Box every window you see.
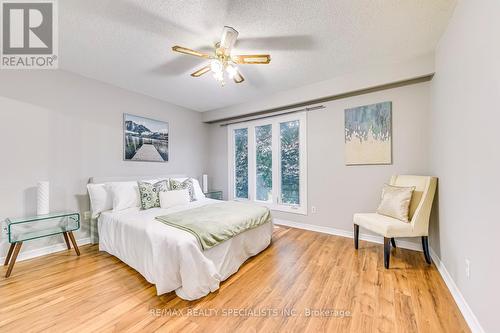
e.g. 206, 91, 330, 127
255, 124, 272, 202
280, 120, 300, 205
234, 128, 248, 199
228, 112, 307, 214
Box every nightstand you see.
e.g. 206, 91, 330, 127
204, 190, 223, 200
4, 211, 80, 278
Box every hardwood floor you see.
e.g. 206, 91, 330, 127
0, 226, 469, 333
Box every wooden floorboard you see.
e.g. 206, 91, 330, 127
0, 226, 470, 333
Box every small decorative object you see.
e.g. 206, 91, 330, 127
37, 181, 50, 215
202, 174, 208, 193
124, 114, 169, 162
345, 101, 392, 165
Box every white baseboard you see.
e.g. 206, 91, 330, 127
273, 219, 422, 252
273, 218, 483, 333
430, 249, 485, 333
1, 237, 91, 263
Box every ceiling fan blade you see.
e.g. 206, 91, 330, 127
172, 45, 212, 59
231, 54, 271, 64
233, 70, 245, 84
190, 65, 211, 77
219, 26, 238, 55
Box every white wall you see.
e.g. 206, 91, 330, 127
0, 70, 208, 256
207, 82, 431, 245
429, 1, 500, 331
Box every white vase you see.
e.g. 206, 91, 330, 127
37, 181, 50, 215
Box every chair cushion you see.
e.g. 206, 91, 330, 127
353, 213, 416, 238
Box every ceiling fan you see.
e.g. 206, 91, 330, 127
172, 26, 271, 86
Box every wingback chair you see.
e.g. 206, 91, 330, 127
353, 175, 437, 268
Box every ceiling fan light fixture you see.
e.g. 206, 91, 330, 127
226, 64, 238, 78
210, 59, 223, 74
171, 26, 270, 86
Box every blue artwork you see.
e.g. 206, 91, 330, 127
124, 114, 169, 162
344, 101, 392, 165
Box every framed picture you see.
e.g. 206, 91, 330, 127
344, 101, 392, 165
123, 114, 169, 162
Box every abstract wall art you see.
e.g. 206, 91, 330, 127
344, 101, 392, 165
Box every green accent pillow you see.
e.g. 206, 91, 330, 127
169, 178, 196, 202
138, 180, 169, 209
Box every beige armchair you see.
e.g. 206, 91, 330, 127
353, 175, 437, 268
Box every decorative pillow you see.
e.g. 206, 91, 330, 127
169, 178, 195, 201
138, 180, 169, 209
106, 181, 141, 212
159, 189, 190, 209
376, 184, 416, 222
87, 183, 113, 218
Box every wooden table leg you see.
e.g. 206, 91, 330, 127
63, 232, 71, 250
5, 242, 22, 278
4, 243, 15, 266
67, 231, 80, 256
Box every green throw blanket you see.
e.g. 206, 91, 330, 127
155, 201, 272, 250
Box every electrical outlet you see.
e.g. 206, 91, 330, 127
311, 206, 317, 214
83, 211, 91, 220
465, 259, 471, 279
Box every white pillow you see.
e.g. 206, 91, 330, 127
172, 177, 205, 200
106, 181, 141, 212
159, 189, 190, 209
192, 178, 206, 200
87, 183, 112, 218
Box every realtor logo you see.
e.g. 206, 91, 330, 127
1, 0, 58, 69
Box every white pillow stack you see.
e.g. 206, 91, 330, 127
87, 177, 206, 217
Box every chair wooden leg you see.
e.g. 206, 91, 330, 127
67, 231, 80, 256
422, 236, 431, 264
5, 242, 22, 278
354, 224, 359, 249
391, 237, 396, 248
63, 232, 71, 250
384, 237, 391, 269
4, 243, 15, 266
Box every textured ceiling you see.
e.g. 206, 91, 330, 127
59, 0, 456, 112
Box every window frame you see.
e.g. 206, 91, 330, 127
227, 112, 308, 215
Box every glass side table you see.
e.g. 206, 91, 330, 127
204, 190, 223, 200
4, 211, 80, 278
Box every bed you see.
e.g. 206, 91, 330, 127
88, 175, 273, 300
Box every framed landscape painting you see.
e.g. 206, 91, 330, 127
344, 101, 392, 165
123, 114, 169, 162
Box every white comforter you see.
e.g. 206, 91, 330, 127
98, 198, 273, 300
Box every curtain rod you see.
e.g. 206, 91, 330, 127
218, 105, 325, 127
207, 73, 434, 125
